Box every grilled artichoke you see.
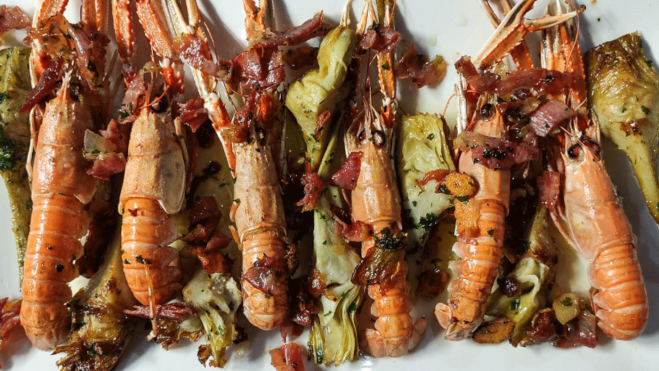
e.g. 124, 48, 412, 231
397, 114, 455, 247
0, 46, 32, 281
586, 32, 659, 222
183, 269, 242, 368
55, 225, 137, 371
308, 129, 362, 366
285, 24, 357, 170
487, 205, 558, 346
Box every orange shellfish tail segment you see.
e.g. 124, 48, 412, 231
446, 200, 505, 339
21, 194, 87, 350
591, 243, 649, 340
121, 198, 182, 305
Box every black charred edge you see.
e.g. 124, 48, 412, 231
151, 317, 204, 350
54, 316, 136, 371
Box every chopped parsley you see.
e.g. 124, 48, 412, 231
456, 195, 469, 204
419, 213, 438, 231
511, 298, 520, 310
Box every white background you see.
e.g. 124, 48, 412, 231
1, 0, 658, 370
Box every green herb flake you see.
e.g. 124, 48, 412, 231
487, 229, 494, 236
419, 213, 438, 231
561, 297, 573, 307
642, 106, 651, 115
315, 345, 324, 364
427, 133, 435, 140
456, 195, 469, 204
511, 298, 520, 310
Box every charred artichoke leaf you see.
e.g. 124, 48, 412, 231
397, 114, 455, 247
285, 25, 357, 170
308, 127, 362, 366
55, 224, 138, 371
487, 206, 557, 346
586, 32, 659, 223
0, 46, 32, 281
183, 269, 242, 368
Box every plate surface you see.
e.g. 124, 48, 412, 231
1, 0, 659, 370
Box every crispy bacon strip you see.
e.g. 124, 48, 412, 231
358, 26, 401, 53
86, 153, 127, 180
174, 34, 232, 80
124, 302, 197, 320
330, 151, 362, 190
296, 162, 323, 212
187, 231, 232, 274
188, 196, 221, 225
537, 171, 561, 211
395, 45, 447, 88
454, 56, 500, 92
0, 298, 21, 348
20, 57, 64, 113
269, 343, 305, 371
455, 56, 572, 96
178, 98, 210, 132
314, 110, 331, 137
282, 46, 318, 70
454, 131, 538, 170
335, 218, 370, 242
251, 13, 330, 49
243, 256, 288, 297
528, 100, 576, 137
232, 48, 285, 91
288, 274, 321, 329
0, 5, 30, 33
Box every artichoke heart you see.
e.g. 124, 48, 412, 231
396, 113, 455, 247
55, 225, 137, 371
487, 205, 558, 346
586, 32, 659, 223
308, 128, 362, 366
183, 269, 242, 368
0, 46, 32, 282
285, 25, 357, 170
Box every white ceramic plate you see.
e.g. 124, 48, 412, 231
1, 0, 658, 370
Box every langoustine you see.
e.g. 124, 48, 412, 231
170, 0, 330, 331
19, 0, 111, 350
118, 0, 187, 306
343, 1, 426, 357
435, 0, 579, 340
541, 0, 648, 340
